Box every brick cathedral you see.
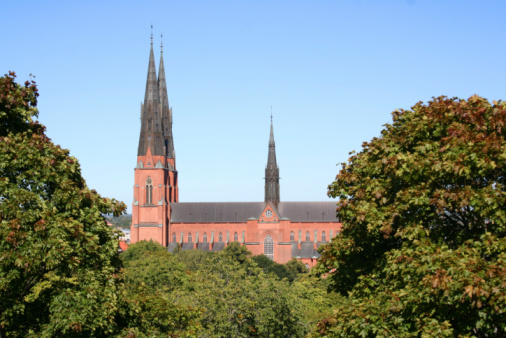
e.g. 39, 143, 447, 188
130, 38, 341, 267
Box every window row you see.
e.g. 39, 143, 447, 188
289, 230, 338, 242
172, 230, 337, 243
172, 232, 240, 243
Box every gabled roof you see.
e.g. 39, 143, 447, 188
278, 202, 338, 222
170, 201, 338, 223
170, 202, 264, 223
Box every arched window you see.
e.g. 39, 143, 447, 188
305, 263, 310, 270
172, 233, 176, 242
322, 231, 326, 242
264, 235, 274, 260
234, 232, 238, 241
203, 233, 208, 242
145, 177, 153, 204
290, 231, 295, 241
188, 233, 192, 242
219, 232, 223, 242
306, 231, 310, 241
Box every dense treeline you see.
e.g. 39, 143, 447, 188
121, 240, 338, 336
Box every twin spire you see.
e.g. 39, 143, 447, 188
137, 32, 175, 159
139, 29, 278, 205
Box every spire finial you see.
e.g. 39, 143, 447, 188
270, 106, 273, 122
160, 33, 163, 53
150, 24, 153, 45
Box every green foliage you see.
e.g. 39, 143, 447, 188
252, 255, 307, 282
105, 214, 132, 229
121, 239, 166, 263
0, 72, 127, 336
121, 244, 326, 336
172, 248, 212, 271
315, 96, 506, 336
222, 241, 252, 264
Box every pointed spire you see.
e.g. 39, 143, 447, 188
265, 113, 280, 207
158, 34, 175, 159
138, 32, 164, 156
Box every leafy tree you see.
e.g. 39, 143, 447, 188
222, 241, 251, 264
121, 239, 166, 263
251, 255, 307, 282
121, 245, 201, 336
315, 96, 506, 336
0, 72, 127, 336
174, 252, 305, 337
173, 248, 212, 271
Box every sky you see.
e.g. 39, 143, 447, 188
2, 1, 505, 213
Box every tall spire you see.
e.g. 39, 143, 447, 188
138, 31, 164, 156
158, 33, 175, 159
265, 114, 280, 207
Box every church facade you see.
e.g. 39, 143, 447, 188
130, 39, 341, 267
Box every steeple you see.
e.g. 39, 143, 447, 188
138, 33, 165, 157
158, 34, 175, 159
265, 114, 280, 207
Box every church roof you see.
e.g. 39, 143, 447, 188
170, 201, 338, 223
291, 242, 326, 259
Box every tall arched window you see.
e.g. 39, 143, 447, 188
306, 231, 310, 241
290, 231, 295, 241
264, 235, 274, 260
218, 232, 223, 242
145, 177, 153, 204
234, 232, 238, 241
322, 231, 326, 242
203, 233, 208, 242
188, 233, 192, 242
172, 233, 176, 242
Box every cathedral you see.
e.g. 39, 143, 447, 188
130, 38, 341, 267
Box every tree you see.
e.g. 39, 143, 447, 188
222, 241, 251, 264
315, 96, 506, 336
0, 72, 127, 336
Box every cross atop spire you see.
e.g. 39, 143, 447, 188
160, 33, 163, 53
150, 24, 153, 45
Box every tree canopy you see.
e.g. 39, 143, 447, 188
315, 96, 506, 336
0, 72, 127, 336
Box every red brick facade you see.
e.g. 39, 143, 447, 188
130, 41, 341, 266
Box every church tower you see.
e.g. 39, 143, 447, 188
131, 33, 177, 246
265, 115, 280, 208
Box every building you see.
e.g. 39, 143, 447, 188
130, 38, 341, 267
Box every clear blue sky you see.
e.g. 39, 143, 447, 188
2, 1, 505, 213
